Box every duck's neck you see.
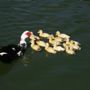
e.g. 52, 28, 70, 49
19, 39, 27, 49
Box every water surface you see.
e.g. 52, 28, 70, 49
0, 0, 90, 90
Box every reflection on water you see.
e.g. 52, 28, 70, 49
0, 0, 90, 90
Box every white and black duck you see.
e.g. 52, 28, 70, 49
0, 31, 32, 63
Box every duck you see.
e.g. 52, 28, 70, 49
48, 35, 60, 46
56, 31, 70, 41
70, 40, 80, 46
30, 40, 41, 51
66, 48, 75, 55
63, 43, 75, 55
54, 36, 63, 42
36, 40, 46, 47
53, 44, 65, 52
66, 40, 81, 50
0, 31, 32, 63
29, 32, 40, 40
45, 43, 56, 54
38, 29, 50, 38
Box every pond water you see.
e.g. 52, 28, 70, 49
0, 0, 90, 90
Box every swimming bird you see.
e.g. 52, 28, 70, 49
56, 31, 70, 41
30, 40, 41, 51
45, 43, 56, 54
53, 44, 65, 52
48, 35, 60, 46
63, 43, 75, 55
36, 40, 46, 47
38, 29, 50, 38
0, 31, 32, 63
29, 32, 40, 40
66, 40, 81, 50
70, 40, 80, 46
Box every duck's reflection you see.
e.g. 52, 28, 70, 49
0, 53, 32, 76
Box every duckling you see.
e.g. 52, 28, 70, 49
66, 40, 81, 50
63, 43, 75, 55
30, 40, 41, 51
48, 35, 60, 46
45, 43, 56, 54
54, 36, 63, 42
30, 32, 40, 40
36, 40, 46, 47
66, 48, 75, 55
56, 31, 70, 41
38, 29, 50, 38
53, 44, 65, 52
70, 40, 80, 46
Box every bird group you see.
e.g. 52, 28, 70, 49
29, 29, 81, 55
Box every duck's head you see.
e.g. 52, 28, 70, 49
19, 31, 32, 48
20, 31, 32, 40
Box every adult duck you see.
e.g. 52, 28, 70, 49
0, 31, 32, 63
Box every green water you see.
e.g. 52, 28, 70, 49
0, 0, 90, 90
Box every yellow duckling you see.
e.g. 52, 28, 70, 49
30, 40, 41, 51
48, 35, 60, 45
66, 49, 75, 55
54, 36, 63, 42
63, 43, 75, 55
66, 40, 81, 50
70, 40, 80, 46
53, 44, 65, 52
30, 32, 40, 40
38, 29, 50, 38
36, 40, 46, 47
56, 31, 70, 41
45, 43, 56, 54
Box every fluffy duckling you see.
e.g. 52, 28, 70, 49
63, 43, 75, 55
30, 32, 40, 40
30, 40, 41, 51
48, 35, 60, 46
66, 40, 81, 50
54, 36, 63, 43
70, 40, 80, 46
66, 49, 75, 55
56, 31, 70, 41
36, 40, 46, 47
38, 29, 50, 38
45, 43, 56, 54
53, 44, 65, 52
